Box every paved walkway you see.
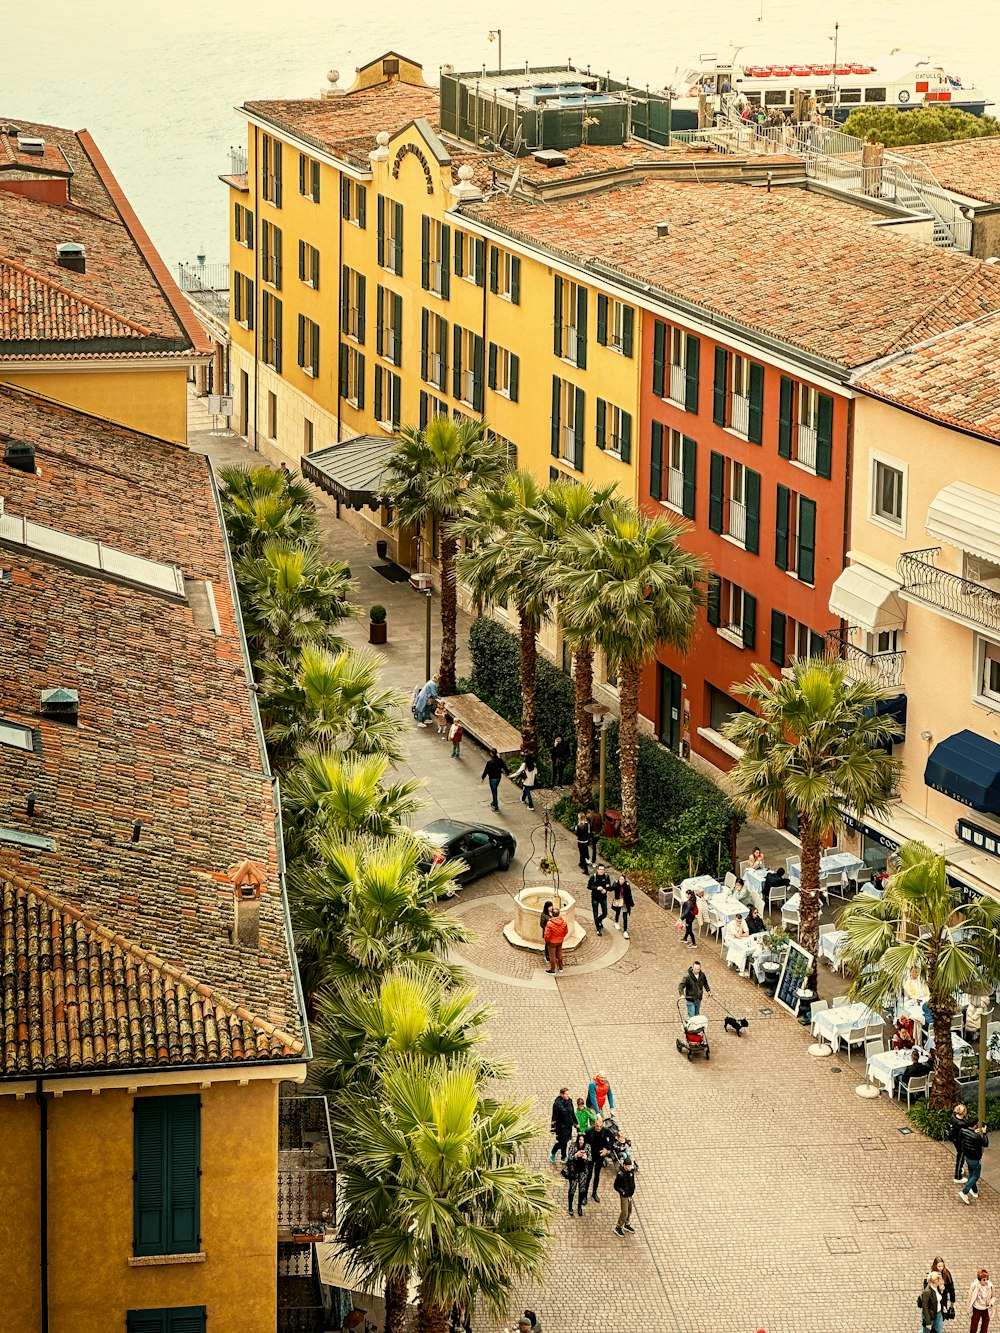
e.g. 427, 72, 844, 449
190, 393, 998, 1333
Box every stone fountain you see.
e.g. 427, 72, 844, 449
503, 886, 585, 952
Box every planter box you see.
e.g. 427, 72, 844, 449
369, 621, 387, 645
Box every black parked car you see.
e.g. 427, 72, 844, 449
415, 818, 516, 885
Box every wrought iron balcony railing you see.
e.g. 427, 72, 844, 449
825, 628, 905, 691
228, 145, 248, 178
897, 548, 1000, 634
278, 1092, 336, 1237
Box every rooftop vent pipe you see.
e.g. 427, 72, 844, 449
3, 441, 36, 473
656, 220, 670, 237
39, 687, 79, 724
55, 242, 86, 274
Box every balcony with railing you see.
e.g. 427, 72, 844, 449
665, 466, 684, 509
278, 1092, 336, 1242
730, 393, 750, 436
177, 261, 230, 325
796, 422, 817, 471
825, 628, 905, 692
220, 145, 249, 190
898, 548, 1000, 633
726, 498, 746, 546
669, 363, 686, 404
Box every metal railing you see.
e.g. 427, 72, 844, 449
278, 1307, 325, 1333
279, 1092, 335, 1154
665, 466, 684, 508
727, 498, 747, 545
730, 394, 750, 437
669, 363, 687, 403
825, 628, 905, 690
796, 422, 818, 470
897, 548, 1000, 633
428, 258, 444, 294
278, 1167, 336, 1234
229, 145, 248, 178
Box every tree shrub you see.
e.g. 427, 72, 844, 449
842, 106, 1000, 147
906, 1101, 951, 1140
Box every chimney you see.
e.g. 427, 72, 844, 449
56, 242, 86, 274
227, 859, 267, 948
16, 135, 45, 156
39, 687, 80, 724
3, 441, 36, 473
656, 220, 670, 238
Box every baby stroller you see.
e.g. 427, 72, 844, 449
675, 998, 711, 1061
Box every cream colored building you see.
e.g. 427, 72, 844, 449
831, 310, 1000, 898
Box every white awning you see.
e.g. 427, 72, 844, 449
927, 481, 1000, 565
829, 565, 907, 632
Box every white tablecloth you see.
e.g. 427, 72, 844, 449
682, 874, 721, 898
812, 1002, 883, 1049
744, 867, 768, 895
790, 852, 865, 886
725, 934, 764, 974
709, 894, 750, 926
818, 929, 848, 964
867, 1036, 969, 1091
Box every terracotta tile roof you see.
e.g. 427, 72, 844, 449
903, 137, 1000, 206
0, 118, 209, 359
851, 310, 1000, 442
1, 257, 154, 341
0, 134, 72, 177
464, 180, 1000, 368
244, 82, 439, 165
0, 385, 307, 1076
507, 140, 795, 186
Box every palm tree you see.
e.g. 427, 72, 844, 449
381, 416, 508, 695
454, 470, 550, 761
280, 751, 423, 862
343, 1058, 550, 1333
261, 643, 405, 771
724, 657, 900, 980
219, 462, 318, 557
561, 500, 705, 846
839, 841, 1000, 1107
236, 539, 353, 672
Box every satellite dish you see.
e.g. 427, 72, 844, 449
507, 164, 521, 193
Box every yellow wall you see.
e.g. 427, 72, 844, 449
4, 1078, 278, 1333
1, 366, 190, 443
849, 394, 1000, 835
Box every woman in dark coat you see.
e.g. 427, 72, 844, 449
611, 875, 635, 938
565, 1132, 592, 1217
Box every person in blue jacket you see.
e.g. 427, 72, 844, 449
586, 1070, 615, 1117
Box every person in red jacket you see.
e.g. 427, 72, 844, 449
544, 906, 569, 974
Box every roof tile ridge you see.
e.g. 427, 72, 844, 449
0, 255, 156, 336
1, 869, 304, 1055
881, 261, 992, 357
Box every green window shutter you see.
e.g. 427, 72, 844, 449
393, 203, 403, 275
340, 267, 349, 333
472, 336, 484, 412
260, 222, 269, 277
620, 410, 632, 463
684, 334, 699, 412
798, 496, 816, 584
297, 314, 305, 368
391, 373, 401, 429
357, 353, 365, 410
652, 321, 666, 398
166, 1096, 200, 1254
744, 467, 760, 555
453, 325, 462, 399
775, 484, 789, 570
339, 343, 348, 397
393, 293, 403, 366
474, 238, 484, 286
357, 185, 366, 229
134, 1099, 167, 1255
421, 215, 430, 290
809, 630, 825, 659
167, 1309, 207, 1333
247, 279, 254, 330
374, 365, 383, 421
489, 246, 499, 294
551, 376, 561, 457
356, 275, 365, 345
312, 160, 320, 203
649, 422, 663, 501
510, 255, 521, 304
127, 1311, 167, 1333
375, 285, 384, 358
274, 229, 282, 288
576, 287, 587, 368
421, 308, 429, 381
341, 176, 350, 219
713, 347, 727, 426
420, 390, 429, 430
453, 230, 464, 277
553, 275, 563, 356
622, 305, 634, 358
770, 610, 787, 666
681, 436, 697, 520
742, 592, 757, 650
247, 210, 254, 250
706, 574, 721, 628
312, 247, 320, 290
487, 342, 497, 390
234, 200, 241, 241
778, 377, 793, 458
441, 224, 451, 298
596, 398, 607, 450
437, 313, 446, 381
748, 361, 764, 444
299, 153, 306, 196
376, 195, 385, 266
274, 298, 282, 372
573, 386, 585, 470
596, 293, 608, 346
816, 393, 834, 479
708, 451, 724, 534
274, 141, 282, 206
509, 353, 519, 402
298, 240, 305, 282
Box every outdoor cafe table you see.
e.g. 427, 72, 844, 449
789, 851, 865, 888
866, 1033, 973, 1092
744, 867, 769, 899
681, 874, 721, 898
818, 929, 848, 966
709, 894, 751, 927
812, 1001, 883, 1050
725, 933, 764, 975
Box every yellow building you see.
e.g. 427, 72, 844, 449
0, 384, 318, 1332
831, 310, 1000, 899
0, 119, 210, 441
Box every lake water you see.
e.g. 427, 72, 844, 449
10, 0, 999, 269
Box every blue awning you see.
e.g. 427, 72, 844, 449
925, 730, 1000, 815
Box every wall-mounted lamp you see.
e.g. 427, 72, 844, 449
920, 730, 933, 742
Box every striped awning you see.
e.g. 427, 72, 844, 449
927, 481, 1000, 565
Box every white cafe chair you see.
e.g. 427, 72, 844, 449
781, 904, 800, 938
724, 871, 737, 891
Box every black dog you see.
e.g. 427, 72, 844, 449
724, 1015, 749, 1036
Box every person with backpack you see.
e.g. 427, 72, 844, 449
448, 718, 464, 759
612, 1154, 637, 1235
923, 1257, 955, 1324
681, 890, 699, 947
565, 1132, 592, 1217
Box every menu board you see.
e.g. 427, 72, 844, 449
775, 942, 815, 1016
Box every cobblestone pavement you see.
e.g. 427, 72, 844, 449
190, 398, 998, 1333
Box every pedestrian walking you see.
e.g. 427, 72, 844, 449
680, 890, 699, 947
565, 1133, 592, 1217
969, 1269, 995, 1333
586, 1069, 615, 1117
679, 961, 711, 1017
435, 696, 449, 737
510, 756, 538, 810
925, 1258, 955, 1324
448, 718, 464, 758
585, 1115, 614, 1202
415, 677, 438, 725
959, 1121, 989, 1203
574, 1096, 596, 1134
588, 864, 611, 936
611, 874, 634, 939
574, 812, 591, 872
543, 906, 568, 974
550, 734, 570, 787
920, 1272, 944, 1332
612, 1155, 637, 1235
550, 1086, 575, 1163
951, 1102, 969, 1182
587, 808, 602, 865
481, 749, 508, 812
540, 899, 555, 965
517, 1313, 542, 1333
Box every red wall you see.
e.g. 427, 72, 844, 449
0, 177, 70, 205
637, 311, 849, 772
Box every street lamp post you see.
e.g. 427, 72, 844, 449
424, 588, 432, 682
488, 29, 502, 73
584, 701, 610, 820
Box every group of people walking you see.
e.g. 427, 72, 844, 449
918, 1256, 994, 1332
549, 1073, 638, 1236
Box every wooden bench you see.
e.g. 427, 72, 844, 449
440, 693, 522, 758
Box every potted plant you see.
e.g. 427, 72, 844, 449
376, 537, 389, 561
369, 603, 387, 645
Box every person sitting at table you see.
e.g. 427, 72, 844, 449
747, 847, 766, 872
893, 1047, 934, 1091
903, 965, 933, 1032
725, 912, 749, 943
965, 993, 992, 1040
891, 1015, 915, 1050
732, 876, 754, 907
746, 905, 766, 935
761, 865, 790, 910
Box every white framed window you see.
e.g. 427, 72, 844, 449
0, 719, 34, 751
796, 384, 819, 469
561, 380, 578, 464
344, 346, 364, 407
726, 459, 747, 546
866, 628, 900, 656
499, 250, 517, 301
426, 309, 447, 389
496, 346, 513, 397
668, 326, 687, 403
344, 268, 364, 343
724, 582, 745, 637
664, 428, 684, 510
975, 636, 1000, 707
560, 279, 581, 363
730, 352, 751, 435
870, 454, 906, 531
609, 299, 627, 352
460, 327, 478, 405
425, 218, 446, 296
342, 178, 366, 227
606, 404, 628, 456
